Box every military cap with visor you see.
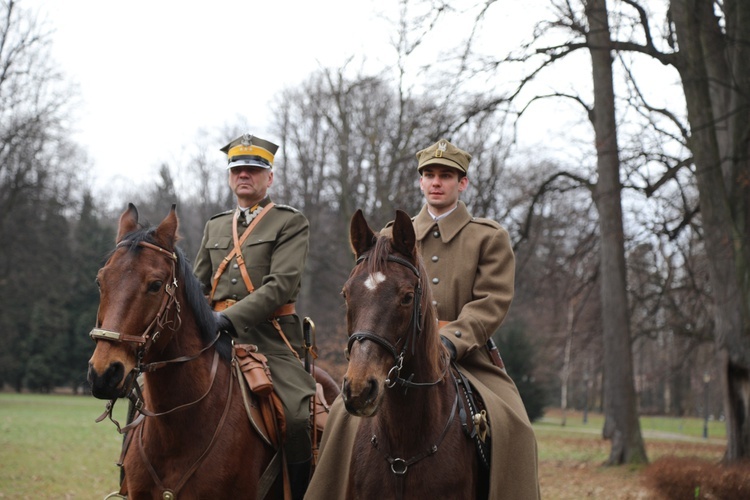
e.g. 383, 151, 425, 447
416, 138, 472, 174
221, 133, 279, 170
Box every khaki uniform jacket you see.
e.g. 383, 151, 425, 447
306, 201, 540, 499
193, 196, 316, 463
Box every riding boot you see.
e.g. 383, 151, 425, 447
287, 459, 311, 500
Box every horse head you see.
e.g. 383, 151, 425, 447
87, 203, 183, 400
341, 209, 440, 417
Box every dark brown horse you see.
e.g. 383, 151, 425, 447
341, 209, 481, 499
88, 204, 337, 499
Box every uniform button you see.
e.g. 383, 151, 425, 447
432, 300, 437, 306
233, 263, 239, 269
243, 222, 248, 226
431, 255, 439, 262
432, 277, 439, 284
453, 330, 462, 338
231, 278, 238, 284
232, 295, 238, 300
433, 231, 440, 238
213, 243, 219, 248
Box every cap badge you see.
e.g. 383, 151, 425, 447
241, 134, 253, 146
435, 141, 447, 158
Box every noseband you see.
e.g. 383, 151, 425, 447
346, 253, 446, 390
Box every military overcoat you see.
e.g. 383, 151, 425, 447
193, 196, 316, 463
305, 201, 540, 499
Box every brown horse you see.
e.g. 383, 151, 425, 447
88, 204, 337, 499
341, 209, 482, 499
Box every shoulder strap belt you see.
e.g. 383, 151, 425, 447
211, 203, 300, 360
208, 203, 274, 304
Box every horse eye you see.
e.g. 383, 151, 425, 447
148, 281, 164, 293
401, 292, 414, 306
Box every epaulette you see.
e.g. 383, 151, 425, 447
470, 217, 502, 230
382, 216, 414, 229
209, 209, 234, 221
274, 204, 299, 213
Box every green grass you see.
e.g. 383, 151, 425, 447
0, 395, 732, 498
0, 393, 127, 499
536, 408, 726, 441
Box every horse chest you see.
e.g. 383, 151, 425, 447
348, 417, 475, 499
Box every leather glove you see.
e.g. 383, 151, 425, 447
440, 335, 457, 362
214, 311, 237, 337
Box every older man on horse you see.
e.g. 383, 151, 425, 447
193, 134, 317, 499
307, 139, 540, 499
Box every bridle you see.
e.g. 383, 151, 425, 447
346, 252, 447, 390
90, 239, 181, 357
91, 237, 238, 498
90, 239, 221, 432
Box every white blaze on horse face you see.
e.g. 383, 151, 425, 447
364, 272, 386, 291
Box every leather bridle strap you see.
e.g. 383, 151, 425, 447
89, 239, 179, 350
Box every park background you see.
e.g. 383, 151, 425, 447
1, 0, 749, 497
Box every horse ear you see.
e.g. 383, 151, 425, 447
116, 203, 139, 243
391, 210, 417, 260
350, 209, 376, 258
153, 204, 179, 249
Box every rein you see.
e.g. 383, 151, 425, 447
346, 253, 447, 391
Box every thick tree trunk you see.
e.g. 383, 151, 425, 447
585, 0, 648, 465
670, 0, 750, 461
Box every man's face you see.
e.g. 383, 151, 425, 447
419, 165, 468, 215
229, 165, 273, 205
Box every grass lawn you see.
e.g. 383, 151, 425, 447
0, 393, 127, 498
0, 394, 733, 499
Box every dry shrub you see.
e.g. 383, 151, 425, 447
644, 456, 750, 499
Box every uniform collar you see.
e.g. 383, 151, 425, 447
414, 201, 472, 243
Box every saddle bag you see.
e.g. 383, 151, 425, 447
235, 344, 274, 396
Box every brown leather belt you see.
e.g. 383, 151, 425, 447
213, 300, 296, 318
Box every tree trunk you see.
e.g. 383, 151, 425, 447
585, 0, 648, 465
670, 0, 750, 461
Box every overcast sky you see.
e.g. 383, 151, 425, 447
26, 0, 399, 192
26, 0, 662, 203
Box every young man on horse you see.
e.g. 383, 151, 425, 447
193, 133, 317, 499
306, 139, 541, 499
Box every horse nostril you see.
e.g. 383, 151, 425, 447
89, 361, 126, 398
365, 377, 378, 404
342, 378, 351, 402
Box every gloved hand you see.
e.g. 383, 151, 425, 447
440, 335, 457, 362
214, 311, 237, 337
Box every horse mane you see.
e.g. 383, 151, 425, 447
367, 232, 440, 356
115, 226, 233, 361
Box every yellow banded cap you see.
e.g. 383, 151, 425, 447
416, 139, 471, 174
220, 134, 279, 170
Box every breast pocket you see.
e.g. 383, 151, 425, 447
244, 237, 276, 270
205, 236, 232, 265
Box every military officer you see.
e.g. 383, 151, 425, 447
306, 139, 540, 499
193, 133, 316, 500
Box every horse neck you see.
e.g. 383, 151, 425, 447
377, 330, 452, 446
141, 304, 229, 418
